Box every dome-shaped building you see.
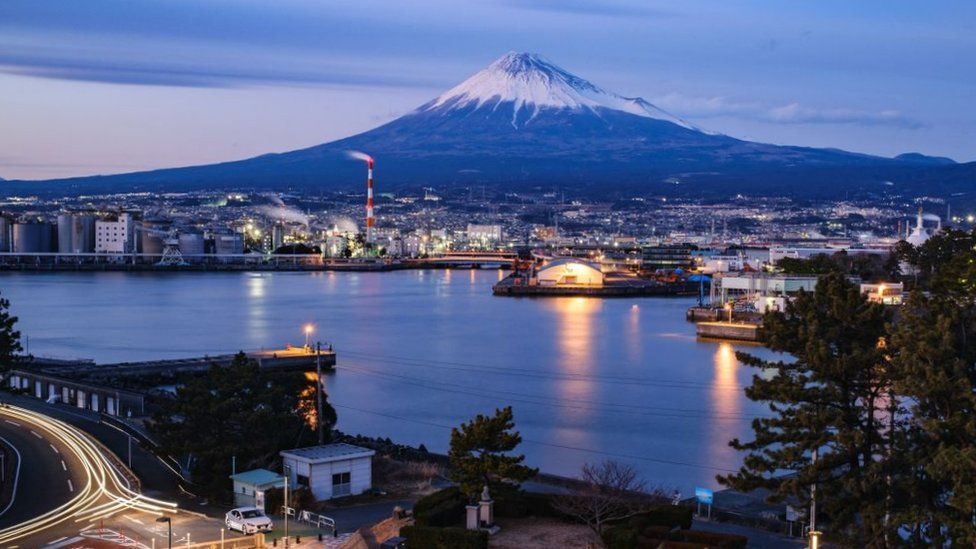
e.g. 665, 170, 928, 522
536, 258, 604, 286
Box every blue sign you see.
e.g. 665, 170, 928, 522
695, 487, 714, 505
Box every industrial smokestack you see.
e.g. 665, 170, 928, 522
347, 151, 375, 243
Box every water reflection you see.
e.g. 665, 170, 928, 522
706, 342, 742, 472
552, 297, 600, 412
626, 304, 642, 364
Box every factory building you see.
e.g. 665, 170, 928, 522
467, 224, 503, 243
536, 258, 604, 286
95, 213, 135, 254
214, 233, 244, 255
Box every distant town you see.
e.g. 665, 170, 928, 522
0, 186, 959, 273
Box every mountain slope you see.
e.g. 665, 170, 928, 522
4, 52, 973, 201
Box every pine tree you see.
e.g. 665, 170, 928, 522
0, 292, 23, 376
718, 272, 893, 545
889, 228, 976, 545
152, 352, 332, 498
448, 406, 537, 499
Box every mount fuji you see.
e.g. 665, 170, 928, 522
6, 52, 973, 201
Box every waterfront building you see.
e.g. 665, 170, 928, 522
712, 273, 820, 312
641, 244, 695, 272
280, 443, 375, 501
95, 212, 135, 254
536, 258, 604, 286
860, 282, 904, 305
467, 223, 503, 245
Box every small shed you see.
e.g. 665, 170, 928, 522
280, 443, 375, 501
230, 468, 285, 511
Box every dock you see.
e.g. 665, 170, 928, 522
492, 273, 695, 297
9, 346, 337, 417
32, 347, 336, 380
696, 321, 763, 342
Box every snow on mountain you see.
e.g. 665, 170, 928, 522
423, 52, 704, 131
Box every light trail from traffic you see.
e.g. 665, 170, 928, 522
0, 404, 177, 544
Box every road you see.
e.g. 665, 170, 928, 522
0, 413, 87, 529
0, 403, 184, 547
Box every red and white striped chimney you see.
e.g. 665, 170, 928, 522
366, 158, 375, 243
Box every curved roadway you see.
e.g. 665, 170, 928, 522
0, 403, 177, 546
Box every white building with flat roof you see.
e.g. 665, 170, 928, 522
95, 213, 134, 254
280, 443, 375, 501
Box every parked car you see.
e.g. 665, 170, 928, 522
225, 507, 274, 534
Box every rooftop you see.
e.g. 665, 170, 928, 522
280, 443, 375, 464
230, 468, 284, 487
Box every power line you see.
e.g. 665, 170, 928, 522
338, 363, 770, 421
332, 402, 738, 473
340, 349, 742, 390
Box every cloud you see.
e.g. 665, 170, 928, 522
495, 0, 669, 17
0, 50, 440, 89
652, 93, 922, 128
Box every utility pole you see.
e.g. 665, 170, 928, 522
809, 448, 821, 549
284, 475, 289, 548
316, 341, 324, 445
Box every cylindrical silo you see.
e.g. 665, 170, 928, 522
71, 215, 96, 253
0, 216, 12, 252
57, 214, 74, 253
178, 233, 205, 256
139, 219, 170, 255
12, 222, 55, 253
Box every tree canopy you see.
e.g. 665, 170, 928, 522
0, 292, 23, 376
448, 406, 537, 500
719, 272, 892, 545
152, 352, 335, 498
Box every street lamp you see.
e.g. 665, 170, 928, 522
156, 516, 172, 549
724, 301, 733, 323
303, 324, 314, 349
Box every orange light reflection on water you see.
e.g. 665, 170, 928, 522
706, 342, 742, 469
552, 297, 600, 419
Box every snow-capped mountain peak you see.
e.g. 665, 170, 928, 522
424, 52, 701, 131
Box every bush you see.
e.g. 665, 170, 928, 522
677, 530, 748, 548
602, 526, 639, 549
263, 486, 316, 516
414, 487, 466, 527
400, 525, 487, 549
626, 505, 694, 530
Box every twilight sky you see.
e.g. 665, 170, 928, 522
1, 0, 973, 180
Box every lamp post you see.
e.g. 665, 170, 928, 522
156, 516, 172, 549
725, 301, 733, 323
316, 341, 324, 445
303, 324, 314, 349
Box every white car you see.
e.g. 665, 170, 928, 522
225, 507, 274, 534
